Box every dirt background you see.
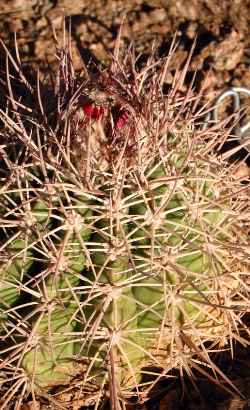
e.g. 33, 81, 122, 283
1, 0, 250, 91
1, 1, 250, 409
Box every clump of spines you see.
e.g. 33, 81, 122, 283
0, 27, 250, 409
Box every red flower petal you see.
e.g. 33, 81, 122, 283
82, 102, 95, 117
116, 110, 129, 129
82, 102, 104, 120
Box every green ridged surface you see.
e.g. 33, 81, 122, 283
74, 151, 237, 388
20, 197, 92, 388
21, 302, 78, 388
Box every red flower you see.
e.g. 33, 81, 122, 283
115, 110, 129, 129
82, 102, 104, 120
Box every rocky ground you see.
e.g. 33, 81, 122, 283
1, 0, 250, 87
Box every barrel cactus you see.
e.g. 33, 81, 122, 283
0, 30, 249, 409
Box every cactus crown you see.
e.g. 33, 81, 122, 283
0, 26, 250, 409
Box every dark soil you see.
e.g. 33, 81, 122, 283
1, 1, 250, 409
1, 0, 250, 89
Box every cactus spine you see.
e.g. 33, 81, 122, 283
0, 30, 249, 408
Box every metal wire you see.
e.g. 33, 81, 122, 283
203, 86, 250, 153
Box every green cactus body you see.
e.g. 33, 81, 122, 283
82, 208, 143, 384
21, 197, 92, 390
0, 242, 32, 332
124, 159, 230, 364
21, 302, 77, 389
0, 198, 50, 332
68, 151, 248, 393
